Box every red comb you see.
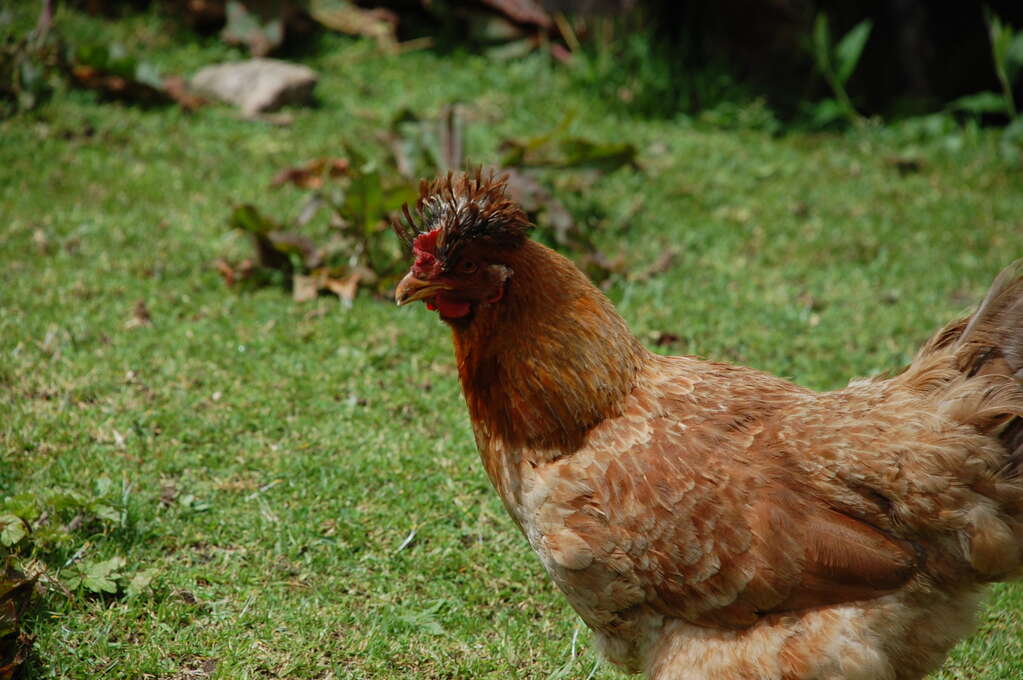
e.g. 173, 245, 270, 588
412, 228, 442, 279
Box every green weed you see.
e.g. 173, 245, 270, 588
807, 12, 873, 126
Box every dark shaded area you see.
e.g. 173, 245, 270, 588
0, 561, 36, 680
19, 0, 1023, 122
641, 0, 1023, 119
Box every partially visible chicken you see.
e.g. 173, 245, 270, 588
394, 171, 1023, 680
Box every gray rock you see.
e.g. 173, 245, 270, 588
191, 59, 318, 116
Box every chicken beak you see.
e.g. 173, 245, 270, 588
395, 270, 449, 306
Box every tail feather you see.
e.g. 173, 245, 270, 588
1004, 417, 1023, 472
958, 260, 1023, 472
906, 260, 1023, 467
954, 261, 1023, 577
895, 261, 1023, 579
957, 259, 1023, 380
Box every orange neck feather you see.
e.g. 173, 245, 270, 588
450, 240, 649, 456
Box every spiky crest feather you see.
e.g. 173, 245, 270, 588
393, 169, 532, 266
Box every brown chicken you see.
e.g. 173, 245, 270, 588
394, 171, 1023, 680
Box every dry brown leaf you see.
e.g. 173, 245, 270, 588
309, 0, 398, 46
481, 0, 552, 28
549, 42, 572, 63
324, 271, 361, 304
0, 632, 32, 680
162, 75, 206, 111
214, 258, 258, 287
0, 562, 37, 680
214, 258, 237, 287
69, 65, 167, 105
292, 274, 319, 302
270, 158, 350, 189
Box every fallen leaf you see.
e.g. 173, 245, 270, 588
548, 42, 572, 63
270, 158, 350, 189
69, 64, 166, 104
162, 75, 205, 111
214, 258, 257, 287
292, 274, 319, 302
324, 271, 361, 305
0, 631, 33, 680
309, 0, 398, 47
68, 43, 199, 110
481, 0, 552, 28
214, 258, 236, 286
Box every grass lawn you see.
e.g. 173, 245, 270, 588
2, 6, 1022, 680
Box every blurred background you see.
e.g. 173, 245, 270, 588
2, 2, 1022, 679
7, 1, 1023, 125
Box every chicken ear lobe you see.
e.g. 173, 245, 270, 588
484, 264, 512, 304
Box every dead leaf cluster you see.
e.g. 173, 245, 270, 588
219, 106, 644, 303
4, 0, 647, 118
1, 3, 206, 116
74, 0, 636, 62
0, 561, 37, 680
68, 43, 206, 110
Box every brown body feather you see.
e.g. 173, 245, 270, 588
397, 173, 1023, 680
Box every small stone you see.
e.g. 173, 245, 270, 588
190, 59, 318, 116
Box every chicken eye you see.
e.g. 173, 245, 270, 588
458, 259, 478, 274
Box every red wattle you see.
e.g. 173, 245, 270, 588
432, 293, 471, 319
